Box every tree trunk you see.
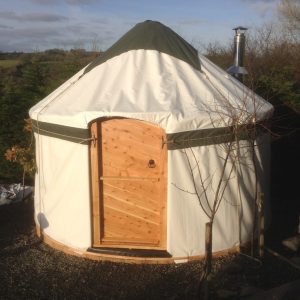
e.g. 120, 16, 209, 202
205, 221, 213, 275
258, 193, 265, 257
199, 221, 213, 299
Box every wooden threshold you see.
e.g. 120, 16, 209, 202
88, 247, 172, 258
100, 176, 160, 181
101, 237, 160, 246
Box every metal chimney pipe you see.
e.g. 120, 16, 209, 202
227, 26, 248, 82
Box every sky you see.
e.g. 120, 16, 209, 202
0, 0, 280, 53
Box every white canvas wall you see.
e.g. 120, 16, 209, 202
33, 131, 270, 257
34, 133, 92, 249
167, 134, 270, 257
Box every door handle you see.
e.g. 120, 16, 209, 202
148, 159, 156, 168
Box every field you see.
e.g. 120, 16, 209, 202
0, 59, 20, 68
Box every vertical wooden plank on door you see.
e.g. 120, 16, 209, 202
90, 121, 101, 247
159, 138, 168, 249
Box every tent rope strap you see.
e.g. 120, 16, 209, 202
32, 119, 268, 148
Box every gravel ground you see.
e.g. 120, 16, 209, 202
0, 199, 299, 300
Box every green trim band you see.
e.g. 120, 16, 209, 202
32, 119, 266, 149
32, 120, 90, 145
166, 125, 265, 150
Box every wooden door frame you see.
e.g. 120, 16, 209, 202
89, 118, 167, 250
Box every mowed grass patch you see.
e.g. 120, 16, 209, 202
0, 59, 21, 68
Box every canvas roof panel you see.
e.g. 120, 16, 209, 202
30, 20, 273, 134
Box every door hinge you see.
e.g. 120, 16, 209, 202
162, 136, 166, 149
91, 133, 97, 147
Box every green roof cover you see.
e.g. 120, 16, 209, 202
84, 20, 201, 74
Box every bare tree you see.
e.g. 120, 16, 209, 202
278, 0, 300, 42
172, 80, 271, 299
190, 14, 298, 297
90, 35, 102, 52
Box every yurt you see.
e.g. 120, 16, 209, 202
29, 20, 273, 263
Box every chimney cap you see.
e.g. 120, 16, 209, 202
233, 26, 248, 34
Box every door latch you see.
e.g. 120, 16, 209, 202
148, 159, 156, 168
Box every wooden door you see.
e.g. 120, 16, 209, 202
90, 118, 167, 249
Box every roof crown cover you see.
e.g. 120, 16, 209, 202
29, 20, 273, 134
84, 20, 201, 73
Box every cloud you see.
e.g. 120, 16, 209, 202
0, 26, 75, 51
66, 0, 98, 5
29, 0, 60, 4
239, 0, 279, 18
0, 16, 128, 52
0, 11, 68, 22
28, 0, 98, 5
0, 24, 13, 29
0, 27, 62, 40
253, 2, 278, 17
240, 0, 277, 2
178, 19, 205, 26
178, 18, 232, 28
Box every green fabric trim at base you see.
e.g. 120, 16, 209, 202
84, 20, 201, 74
